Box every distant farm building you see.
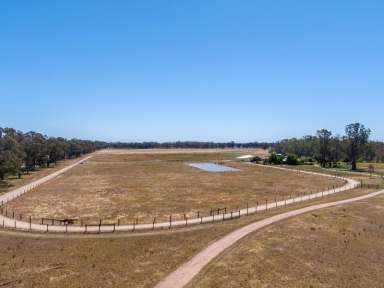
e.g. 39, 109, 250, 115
236, 155, 263, 163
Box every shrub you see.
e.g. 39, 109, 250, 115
269, 152, 284, 165
286, 154, 299, 165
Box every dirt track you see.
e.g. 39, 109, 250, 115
155, 189, 384, 288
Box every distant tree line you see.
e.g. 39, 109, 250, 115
110, 141, 272, 150
273, 123, 383, 170
2, 123, 381, 180
0, 127, 272, 181
0, 127, 109, 180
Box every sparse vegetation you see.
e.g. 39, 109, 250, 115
192, 192, 384, 288
6, 149, 343, 224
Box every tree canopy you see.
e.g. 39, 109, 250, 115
274, 123, 380, 170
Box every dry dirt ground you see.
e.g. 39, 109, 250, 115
6, 149, 343, 224
190, 190, 384, 288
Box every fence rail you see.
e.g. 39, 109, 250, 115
0, 164, 376, 234
0, 177, 365, 233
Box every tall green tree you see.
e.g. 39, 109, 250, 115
316, 129, 332, 167
23, 132, 49, 170
0, 129, 25, 180
345, 123, 371, 171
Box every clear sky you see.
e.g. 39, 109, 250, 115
1, 1, 383, 142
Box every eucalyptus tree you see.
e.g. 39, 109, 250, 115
345, 123, 371, 171
0, 128, 25, 180
316, 129, 332, 167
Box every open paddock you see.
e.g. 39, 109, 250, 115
191, 191, 384, 288
5, 149, 345, 225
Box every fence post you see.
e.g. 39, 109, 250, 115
200, 216, 203, 224
65, 224, 68, 233
99, 223, 101, 233
230, 212, 233, 219
265, 200, 268, 211
246, 203, 249, 215
113, 223, 115, 232
29, 216, 32, 230
169, 215, 172, 229
256, 201, 259, 213
153, 217, 156, 230
275, 197, 277, 208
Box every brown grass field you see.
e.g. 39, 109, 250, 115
5, 149, 344, 224
0, 160, 382, 288
191, 189, 384, 288
0, 157, 84, 195
358, 162, 384, 175
0, 185, 381, 288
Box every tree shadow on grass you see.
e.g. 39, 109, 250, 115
0, 180, 13, 194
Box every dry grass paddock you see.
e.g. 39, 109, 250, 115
358, 162, 384, 175
191, 189, 384, 288
0, 157, 84, 195
6, 149, 344, 224
0, 185, 380, 288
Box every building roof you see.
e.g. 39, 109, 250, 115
236, 155, 255, 160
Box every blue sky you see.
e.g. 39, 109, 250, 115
1, 1, 383, 142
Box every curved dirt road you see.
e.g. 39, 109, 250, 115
155, 189, 384, 288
